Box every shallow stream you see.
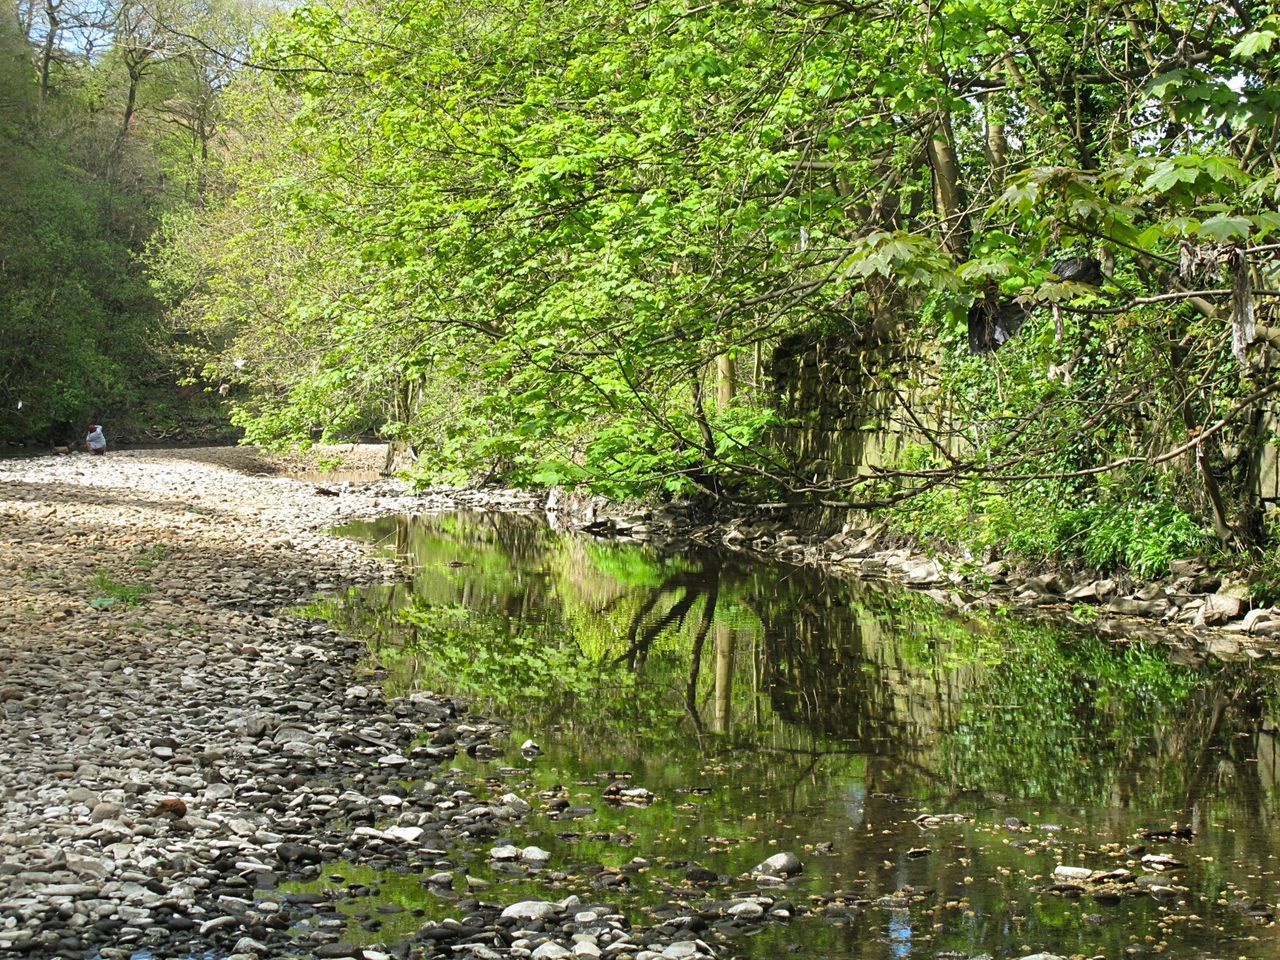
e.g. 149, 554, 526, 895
305, 509, 1280, 960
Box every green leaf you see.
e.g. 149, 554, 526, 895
1231, 29, 1277, 59
1197, 215, 1252, 242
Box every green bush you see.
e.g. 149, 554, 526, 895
889, 476, 1207, 578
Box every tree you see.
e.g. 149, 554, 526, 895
164, 0, 1280, 553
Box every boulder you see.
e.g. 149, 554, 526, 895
1198, 593, 1243, 626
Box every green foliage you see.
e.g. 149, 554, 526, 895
153, 0, 1280, 557
0, 109, 165, 438
394, 603, 639, 710
945, 630, 1202, 800
0, 2, 252, 444
1077, 497, 1208, 578
134, 544, 170, 570
890, 476, 1208, 576
89, 571, 152, 608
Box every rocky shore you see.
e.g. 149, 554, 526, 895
1, 448, 801, 960
0, 446, 1241, 960
0, 447, 548, 960
549, 490, 1280, 655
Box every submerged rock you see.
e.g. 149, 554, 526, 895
751, 852, 802, 877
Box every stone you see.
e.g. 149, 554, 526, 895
685, 865, 718, 884
384, 825, 423, 843
278, 842, 323, 865
501, 900, 560, 921
532, 944, 571, 960
151, 797, 187, 818
1053, 866, 1093, 881
521, 845, 552, 864
1025, 573, 1066, 595
752, 852, 802, 877
199, 915, 239, 935
1240, 607, 1278, 634
499, 792, 532, 814
313, 944, 361, 959
89, 802, 124, 823
1107, 597, 1166, 618
1198, 593, 1243, 626
1064, 581, 1100, 602
901, 559, 942, 584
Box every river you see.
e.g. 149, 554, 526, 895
296, 508, 1280, 960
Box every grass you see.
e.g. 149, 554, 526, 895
89, 571, 151, 609
134, 544, 170, 570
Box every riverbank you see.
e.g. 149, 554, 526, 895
0, 447, 547, 959
548, 488, 1280, 652
2, 446, 1267, 960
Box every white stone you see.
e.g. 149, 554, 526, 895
531, 943, 571, 960
501, 901, 559, 921
1052, 865, 1093, 881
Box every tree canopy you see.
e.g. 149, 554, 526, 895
21, 0, 1273, 566
0, 0, 259, 441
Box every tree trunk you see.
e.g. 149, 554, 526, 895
38, 0, 59, 102
712, 621, 733, 734
984, 98, 1008, 188
926, 110, 968, 256
383, 377, 419, 474
114, 67, 141, 155
716, 353, 735, 408
18, 0, 36, 40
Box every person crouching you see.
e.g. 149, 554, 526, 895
85, 424, 107, 455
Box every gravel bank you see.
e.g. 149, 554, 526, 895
0, 447, 546, 959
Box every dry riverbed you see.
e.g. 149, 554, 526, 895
0, 447, 581, 960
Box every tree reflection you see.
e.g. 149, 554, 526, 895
328, 510, 1280, 815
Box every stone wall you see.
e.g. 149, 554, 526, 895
769, 330, 1280, 514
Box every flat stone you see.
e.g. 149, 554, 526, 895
1053, 866, 1093, 881
752, 852, 802, 877
502, 900, 560, 921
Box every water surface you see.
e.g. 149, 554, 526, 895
313, 510, 1280, 959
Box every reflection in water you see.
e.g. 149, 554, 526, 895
317, 510, 1280, 960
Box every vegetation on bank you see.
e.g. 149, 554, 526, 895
152, 0, 1279, 577
0, 0, 255, 443
7, 0, 1280, 580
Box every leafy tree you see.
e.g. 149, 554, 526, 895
0, 0, 261, 442
163, 0, 1280, 557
